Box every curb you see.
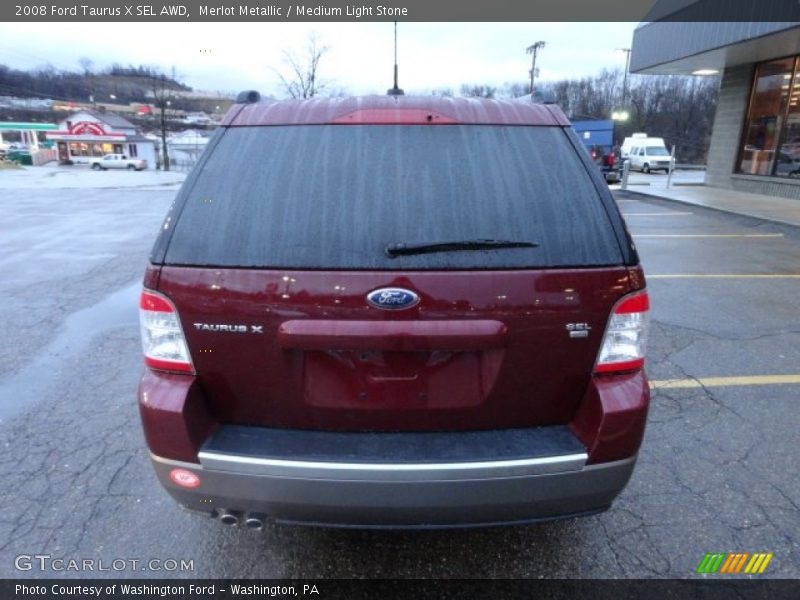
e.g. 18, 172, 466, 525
617, 188, 800, 230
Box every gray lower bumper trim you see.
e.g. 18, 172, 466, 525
196, 449, 588, 481
150, 454, 637, 527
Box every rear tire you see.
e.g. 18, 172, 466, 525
127, 164, 135, 170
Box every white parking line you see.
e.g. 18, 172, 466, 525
623, 212, 693, 216
634, 233, 784, 239
648, 274, 800, 279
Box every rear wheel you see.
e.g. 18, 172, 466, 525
91, 163, 101, 170
127, 164, 135, 170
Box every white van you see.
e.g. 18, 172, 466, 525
622, 134, 673, 173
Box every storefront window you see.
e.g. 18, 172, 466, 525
775, 77, 800, 179
738, 56, 800, 178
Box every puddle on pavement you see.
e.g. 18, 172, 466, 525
0, 281, 140, 423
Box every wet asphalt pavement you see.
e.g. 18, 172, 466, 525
0, 181, 798, 579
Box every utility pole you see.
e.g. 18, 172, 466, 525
526, 41, 546, 100
617, 48, 632, 106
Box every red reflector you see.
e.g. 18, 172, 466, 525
140, 291, 174, 313
594, 358, 645, 373
169, 468, 201, 488
145, 356, 194, 373
615, 292, 649, 314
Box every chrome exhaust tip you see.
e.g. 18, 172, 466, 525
218, 509, 241, 526
245, 513, 266, 531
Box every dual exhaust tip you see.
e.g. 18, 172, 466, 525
217, 509, 266, 531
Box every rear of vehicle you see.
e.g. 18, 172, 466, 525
138, 96, 650, 529
589, 145, 622, 183
628, 140, 673, 173
571, 120, 621, 184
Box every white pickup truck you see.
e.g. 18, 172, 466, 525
90, 154, 148, 171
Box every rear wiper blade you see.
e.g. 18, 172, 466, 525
385, 239, 539, 258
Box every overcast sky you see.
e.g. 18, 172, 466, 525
0, 22, 637, 97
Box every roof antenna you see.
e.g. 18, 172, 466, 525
387, 21, 404, 96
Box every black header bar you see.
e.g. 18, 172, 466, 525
4, 0, 800, 22
3, 579, 800, 600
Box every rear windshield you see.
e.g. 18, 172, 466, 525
163, 125, 623, 269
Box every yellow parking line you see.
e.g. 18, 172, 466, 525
633, 233, 784, 238
648, 274, 800, 279
650, 375, 800, 389
623, 212, 693, 216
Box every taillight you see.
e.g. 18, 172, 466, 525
139, 289, 193, 373
594, 291, 649, 374
605, 153, 616, 167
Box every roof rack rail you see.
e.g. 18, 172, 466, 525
236, 90, 261, 104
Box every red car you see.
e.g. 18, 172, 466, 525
138, 93, 650, 529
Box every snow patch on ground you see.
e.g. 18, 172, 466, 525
0, 162, 188, 190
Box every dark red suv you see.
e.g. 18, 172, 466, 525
138, 94, 649, 529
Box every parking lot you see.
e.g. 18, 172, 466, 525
0, 173, 798, 578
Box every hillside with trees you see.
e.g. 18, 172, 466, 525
0, 62, 190, 106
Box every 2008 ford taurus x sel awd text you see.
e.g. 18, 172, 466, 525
137, 93, 650, 529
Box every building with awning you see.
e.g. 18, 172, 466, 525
631, 9, 800, 200
0, 121, 57, 149
0, 122, 59, 165
46, 110, 156, 167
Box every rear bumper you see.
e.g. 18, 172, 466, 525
150, 452, 636, 528
139, 368, 649, 528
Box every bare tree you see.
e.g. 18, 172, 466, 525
499, 82, 529, 99
428, 88, 455, 97
150, 72, 176, 171
275, 33, 328, 99
78, 57, 96, 105
78, 57, 93, 76
460, 84, 497, 99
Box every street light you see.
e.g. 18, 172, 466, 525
616, 48, 632, 106
526, 41, 546, 100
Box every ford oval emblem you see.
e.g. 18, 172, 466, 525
366, 287, 420, 310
